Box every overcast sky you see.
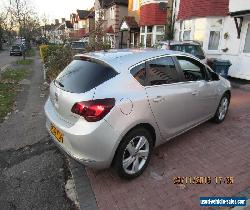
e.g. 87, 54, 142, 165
1, 0, 95, 23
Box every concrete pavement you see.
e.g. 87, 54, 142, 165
0, 50, 76, 209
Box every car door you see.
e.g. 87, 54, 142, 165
175, 55, 219, 125
145, 56, 196, 140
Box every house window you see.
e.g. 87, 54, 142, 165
156, 26, 165, 33
179, 20, 192, 41
132, 0, 139, 11
141, 26, 145, 33
243, 24, 250, 53
156, 35, 164, 43
147, 26, 153, 33
110, 7, 115, 19
208, 18, 223, 51
208, 31, 220, 50
183, 20, 191, 40
140, 35, 145, 46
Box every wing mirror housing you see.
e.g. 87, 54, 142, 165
211, 71, 220, 81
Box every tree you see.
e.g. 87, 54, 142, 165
86, 8, 111, 51
165, 0, 174, 40
7, 0, 40, 58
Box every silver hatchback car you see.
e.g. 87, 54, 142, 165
44, 49, 231, 179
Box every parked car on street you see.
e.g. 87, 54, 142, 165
45, 49, 231, 179
156, 41, 207, 63
10, 45, 23, 56
70, 41, 87, 54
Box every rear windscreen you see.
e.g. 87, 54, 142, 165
55, 59, 118, 93
12, 46, 20, 50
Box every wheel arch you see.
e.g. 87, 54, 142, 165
111, 122, 157, 166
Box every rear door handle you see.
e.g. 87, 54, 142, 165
153, 96, 163, 102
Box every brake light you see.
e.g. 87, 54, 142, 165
71, 98, 115, 122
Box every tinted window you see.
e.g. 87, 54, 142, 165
177, 56, 206, 81
71, 42, 86, 49
131, 63, 146, 86
12, 46, 20, 50
170, 44, 205, 59
147, 57, 179, 86
55, 59, 118, 93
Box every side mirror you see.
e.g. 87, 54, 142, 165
211, 71, 220, 81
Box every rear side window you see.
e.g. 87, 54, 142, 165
130, 63, 146, 86
55, 59, 118, 93
146, 57, 179, 86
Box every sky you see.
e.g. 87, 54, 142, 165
1, 0, 95, 23
33, 0, 95, 22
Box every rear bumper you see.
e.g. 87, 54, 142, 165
44, 98, 120, 169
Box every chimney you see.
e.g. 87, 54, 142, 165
61, 18, 65, 23
55, 19, 59, 25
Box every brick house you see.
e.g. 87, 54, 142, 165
174, 0, 250, 80
140, 0, 168, 47
119, 0, 140, 48
94, 0, 128, 48
120, 0, 168, 48
70, 9, 95, 40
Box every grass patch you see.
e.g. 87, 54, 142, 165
0, 83, 16, 121
1, 68, 29, 81
26, 48, 36, 57
16, 59, 33, 65
0, 68, 29, 122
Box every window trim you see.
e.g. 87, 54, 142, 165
129, 54, 210, 87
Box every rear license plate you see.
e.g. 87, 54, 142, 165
50, 124, 63, 143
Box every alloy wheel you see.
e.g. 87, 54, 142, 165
218, 97, 229, 120
122, 136, 150, 175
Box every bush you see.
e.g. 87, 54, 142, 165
39, 44, 73, 82
39, 44, 49, 63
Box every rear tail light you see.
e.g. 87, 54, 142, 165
71, 98, 115, 122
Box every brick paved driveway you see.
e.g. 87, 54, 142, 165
86, 89, 250, 210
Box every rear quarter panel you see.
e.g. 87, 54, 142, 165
93, 72, 163, 150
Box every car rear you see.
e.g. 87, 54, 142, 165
44, 57, 120, 169
10, 45, 22, 56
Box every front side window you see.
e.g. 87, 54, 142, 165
146, 57, 179, 86
177, 56, 206, 81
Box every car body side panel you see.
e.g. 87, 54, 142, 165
93, 72, 163, 148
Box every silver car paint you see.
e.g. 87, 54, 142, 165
44, 49, 231, 169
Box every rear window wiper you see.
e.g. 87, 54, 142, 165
55, 80, 64, 87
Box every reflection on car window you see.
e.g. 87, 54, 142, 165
177, 56, 206, 81
147, 57, 179, 86
131, 63, 146, 86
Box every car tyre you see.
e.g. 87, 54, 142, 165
114, 127, 153, 179
212, 93, 230, 123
